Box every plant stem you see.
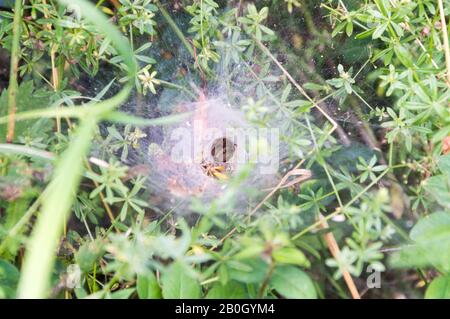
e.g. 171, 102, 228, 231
0, 143, 55, 160
99, 270, 122, 297
318, 213, 361, 299
154, 0, 195, 59
50, 46, 61, 132
6, 0, 23, 143
159, 79, 197, 100
257, 259, 275, 298
438, 0, 450, 87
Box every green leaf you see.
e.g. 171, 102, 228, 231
137, 272, 162, 299
206, 281, 247, 299
374, 0, 389, 16
228, 258, 268, 284
108, 288, 135, 299
346, 21, 353, 37
438, 154, 450, 174
390, 238, 450, 271
332, 21, 347, 37
390, 212, 450, 272
410, 212, 450, 242
248, 4, 257, 16
394, 45, 414, 68
75, 240, 105, 273
161, 262, 201, 299
425, 275, 450, 299
270, 266, 316, 299
424, 176, 450, 208
272, 247, 310, 268
355, 28, 375, 39
234, 245, 264, 260
0, 259, 20, 298
372, 23, 387, 39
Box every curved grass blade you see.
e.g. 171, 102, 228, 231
0, 144, 54, 161
17, 119, 97, 298
17, 0, 136, 298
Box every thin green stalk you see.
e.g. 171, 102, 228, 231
300, 2, 325, 39
154, 0, 195, 58
200, 0, 205, 48
158, 79, 197, 100
1, 95, 120, 126
98, 270, 122, 298
0, 100, 190, 128
0, 143, 55, 161
257, 259, 275, 298
6, 0, 23, 142
353, 90, 374, 111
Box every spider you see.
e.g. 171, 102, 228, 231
201, 160, 229, 180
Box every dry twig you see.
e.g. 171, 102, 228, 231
318, 214, 361, 299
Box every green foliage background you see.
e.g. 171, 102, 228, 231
0, 0, 449, 299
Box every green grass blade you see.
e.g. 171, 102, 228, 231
104, 111, 192, 126
16, 0, 137, 298
0, 144, 54, 160
17, 119, 97, 298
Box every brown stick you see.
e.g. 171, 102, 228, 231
318, 213, 361, 299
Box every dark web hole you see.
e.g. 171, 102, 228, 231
211, 137, 235, 163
